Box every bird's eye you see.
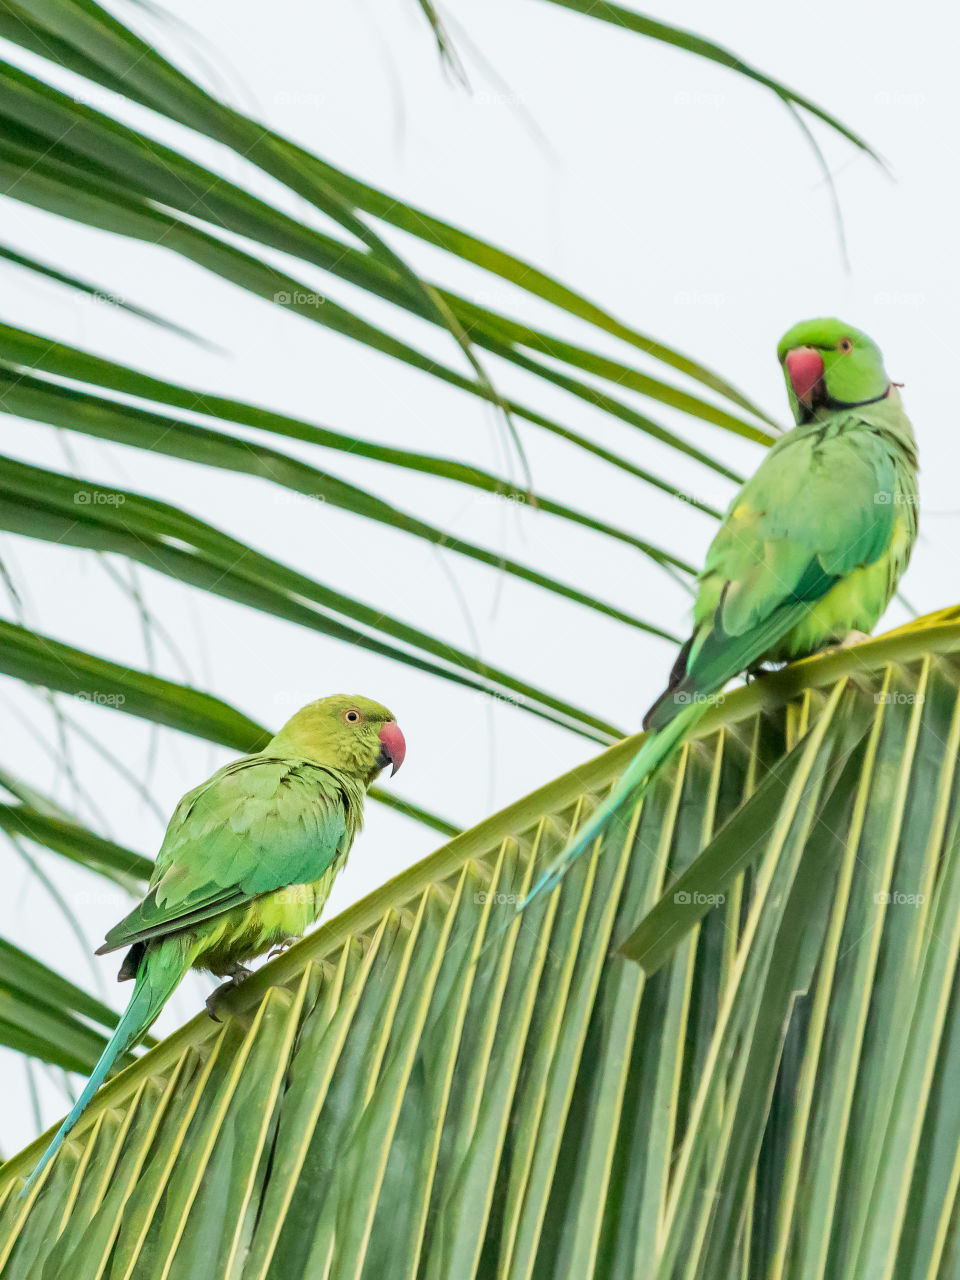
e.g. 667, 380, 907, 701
838, 337, 854, 353
344, 709, 362, 725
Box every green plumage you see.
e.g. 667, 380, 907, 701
21, 694, 403, 1196
645, 321, 918, 729
522, 318, 919, 917
99, 756, 363, 973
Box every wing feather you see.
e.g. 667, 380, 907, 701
98, 757, 354, 954
645, 416, 906, 730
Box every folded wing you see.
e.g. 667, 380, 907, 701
98, 757, 352, 954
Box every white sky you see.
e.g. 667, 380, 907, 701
0, 0, 955, 1149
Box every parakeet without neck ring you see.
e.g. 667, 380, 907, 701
521, 317, 918, 914
21, 694, 405, 1196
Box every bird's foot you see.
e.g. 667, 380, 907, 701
205, 964, 253, 1022
816, 630, 872, 657
839, 630, 871, 649
268, 937, 298, 959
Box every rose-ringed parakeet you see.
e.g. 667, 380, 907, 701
22, 694, 405, 1196
520, 318, 918, 910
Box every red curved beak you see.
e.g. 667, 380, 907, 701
378, 721, 406, 776
785, 346, 825, 406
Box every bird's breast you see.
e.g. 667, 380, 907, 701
191, 866, 341, 973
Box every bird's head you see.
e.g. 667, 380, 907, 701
777, 318, 891, 424
266, 694, 405, 786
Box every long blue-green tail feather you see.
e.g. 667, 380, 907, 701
519, 700, 705, 917
19, 942, 188, 1198
516, 597, 821, 923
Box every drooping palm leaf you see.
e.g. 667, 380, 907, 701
0, 321, 726, 518
0, 0, 887, 1149
0, 767, 159, 1071
0, 0, 870, 781
0, 31, 767, 445
0, 803, 150, 884
0, 0, 867, 389
412, 0, 469, 85
0, 0, 869, 522
536, 0, 880, 159
3, 608, 958, 1278
0, 937, 148, 1075
0, 242, 203, 343
0, 62, 769, 475
0, 366, 691, 628
0, 460, 621, 741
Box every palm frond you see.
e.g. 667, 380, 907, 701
0, 242, 203, 343
4, 609, 959, 1278
412, 0, 469, 85
0, 803, 150, 884
538, 0, 880, 160
0, 0, 862, 407
0, 55, 772, 463
0, 0, 870, 834
0, 459, 622, 742
0, 321, 728, 519
0, 938, 138, 1075
0, 366, 690, 631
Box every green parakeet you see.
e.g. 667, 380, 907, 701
522, 317, 918, 909
22, 694, 405, 1196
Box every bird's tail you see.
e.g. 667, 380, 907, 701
19, 938, 190, 1198
519, 701, 704, 915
